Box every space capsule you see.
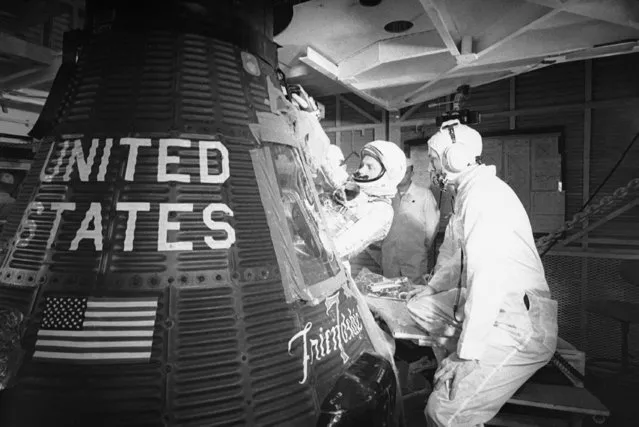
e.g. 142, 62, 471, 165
0, 1, 398, 425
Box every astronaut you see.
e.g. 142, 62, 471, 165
381, 153, 440, 284
322, 140, 407, 262
406, 120, 558, 426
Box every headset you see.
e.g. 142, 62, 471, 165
440, 120, 476, 174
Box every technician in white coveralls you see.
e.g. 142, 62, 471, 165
381, 154, 440, 284
407, 120, 558, 426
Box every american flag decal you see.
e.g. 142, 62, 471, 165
33, 296, 158, 363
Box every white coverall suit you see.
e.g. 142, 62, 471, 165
381, 180, 439, 282
408, 164, 558, 427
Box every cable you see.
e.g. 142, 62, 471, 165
540, 130, 639, 257
453, 249, 463, 323
581, 131, 639, 211
428, 190, 444, 275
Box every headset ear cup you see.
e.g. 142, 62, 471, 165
443, 144, 465, 173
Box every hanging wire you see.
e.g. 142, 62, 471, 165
540, 130, 639, 257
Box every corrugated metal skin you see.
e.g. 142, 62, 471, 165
0, 15, 377, 427
592, 54, 639, 101
516, 62, 585, 109
0, 139, 50, 271
169, 286, 246, 426
0, 285, 34, 316
590, 107, 639, 239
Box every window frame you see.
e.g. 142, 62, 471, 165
250, 144, 347, 304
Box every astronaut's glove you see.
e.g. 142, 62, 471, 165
289, 84, 320, 119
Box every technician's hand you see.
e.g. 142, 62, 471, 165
289, 84, 320, 118
406, 284, 436, 300
434, 352, 478, 400
332, 187, 348, 205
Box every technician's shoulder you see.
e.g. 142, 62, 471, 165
464, 175, 522, 216
472, 174, 517, 199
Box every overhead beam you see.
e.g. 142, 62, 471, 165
547, 247, 639, 259
475, 4, 561, 56
449, 64, 536, 78
554, 40, 639, 63
523, 0, 639, 30
337, 31, 448, 79
390, 66, 457, 106
397, 95, 639, 127
299, 46, 390, 110
323, 123, 380, 133
350, 72, 446, 91
447, 41, 638, 79
418, 0, 461, 57
394, 16, 639, 106
389, 69, 517, 112
278, 62, 311, 79
399, 102, 427, 122
2, 57, 62, 91
0, 32, 58, 64
471, 20, 639, 68
394, 3, 559, 106
0, 93, 46, 107
0, 67, 45, 85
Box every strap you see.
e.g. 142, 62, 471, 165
453, 247, 464, 322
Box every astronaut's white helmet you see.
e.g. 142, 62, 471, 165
353, 140, 407, 197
